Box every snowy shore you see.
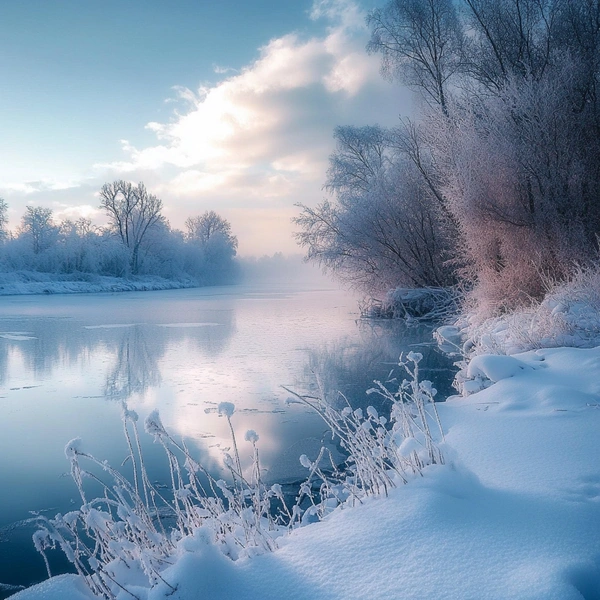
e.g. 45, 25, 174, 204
0, 272, 197, 296
11, 338, 600, 600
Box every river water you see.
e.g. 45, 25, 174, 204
0, 283, 455, 595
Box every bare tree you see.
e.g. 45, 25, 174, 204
185, 210, 238, 250
424, 53, 600, 313
367, 0, 464, 115
99, 180, 164, 275
325, 126, 389, 194
461, 0, 560, 91
359, 0, 600, 313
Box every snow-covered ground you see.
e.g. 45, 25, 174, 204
0, 271, 196, 296
11, 340, 600, 600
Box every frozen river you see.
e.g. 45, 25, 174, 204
0, 283, 455, 595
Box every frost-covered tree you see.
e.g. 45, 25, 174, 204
367, 0, 463, 115
461, 0, 559, 90
99, 181, 164, 275
427, 56, 600, 312
185, 211, 238, 249
19, 206, 59, 256
56, 218, 103, 274
0, 191, 240, 285
184, 211, 239, 284
295, 126, 456, 293
0, 198, 8, 244
325, 125, 389, 193
354, 0, 600, 313
139, 221, 186, 279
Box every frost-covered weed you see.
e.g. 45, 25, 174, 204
286, 352, 445, 508
34, 359, 445, 599
33, 404, 289, 599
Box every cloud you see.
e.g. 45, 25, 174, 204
0, 179, 82, 195
53, 204, 102, 223
93, 0, 409, 254
213, 65, 239, 75
310, 0, 366, 30
0, 177, 108, 230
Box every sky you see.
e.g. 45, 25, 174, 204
0, 0, 411, 256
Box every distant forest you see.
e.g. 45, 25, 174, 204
296, 0, 600, 316
0, 180, 239, 285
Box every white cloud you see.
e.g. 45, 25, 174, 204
53, 204, 101, 223
310, 0, 366, 30
0, 179, 82, 195
213, 64, 239, 75
0, 182, 41, 195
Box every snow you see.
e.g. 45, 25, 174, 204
217, 402, 236, 418
466, 353, 532, 383
0, 271, 196, 296
11, 345, 600, 600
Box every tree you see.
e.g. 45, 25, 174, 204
56, 218, 102, 273
184, 211, 239, 284
19, 206, 58, 255
295, 126, 456, 292
325, 126, 389, 194
99, 180, 164, 275
358, 0, 600, 314
367, 0, 463, 115
427, 57, 600, 312
185, 211, 238, 250
140, 221, 186, 279
0, 198, 7, 243
461, 0, 559, 91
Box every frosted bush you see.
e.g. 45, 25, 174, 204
33, 402, 289, 599
245, 430, 259, 444
285, 352, 445, 509
360, 287, 461, 322
217, 402, 235, 417
438, 264, 600, 395
459, 265, 600, 354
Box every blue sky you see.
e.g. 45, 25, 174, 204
0, 0, 410, 255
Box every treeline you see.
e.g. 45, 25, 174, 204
0, 180, 239, 285
296, 0, 600, 316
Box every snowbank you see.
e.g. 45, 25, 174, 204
0, 271, 197, 296
446, 265, 600, 358
11, 343, 600, 599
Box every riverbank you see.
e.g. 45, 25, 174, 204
11, 336, 600, 599
0, 271, 198, 296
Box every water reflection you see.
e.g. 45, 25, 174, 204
0, 318, 80, 382
0, 312, 236, 400
298, 320, 456, 413
104, 326, 162, 399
